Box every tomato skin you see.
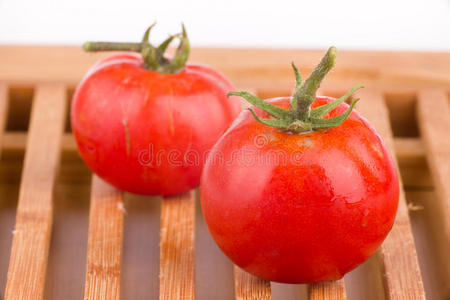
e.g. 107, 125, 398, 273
71, 53, 241, 196
200, 97, 399, 283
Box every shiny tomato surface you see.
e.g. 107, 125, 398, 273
72, 53, 241, 196
201, 96, 399, 283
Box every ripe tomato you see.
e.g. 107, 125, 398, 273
200, 47, 399, 283
71, 26, 241, 196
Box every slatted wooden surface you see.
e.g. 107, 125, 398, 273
0, 47, 449, 300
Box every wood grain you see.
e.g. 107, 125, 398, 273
4, 84, 66, 300
309, 280, 346, 300
234, 266, 271, 300
417, 90, 450, 248
84, 175, 124, 300
160, 191, 195, 300
356, 89, 425, 300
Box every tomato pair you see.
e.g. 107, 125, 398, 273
72, 26, 399, 283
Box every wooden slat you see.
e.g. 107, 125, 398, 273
1, 46, 450, 89
309, 280, 346, 300
417, 90, 450, 246
3, 132, 76, 151
4, 84, 66, 300
394, 137, 425, 160
83, 175, 124, 300
234, 266, 271, 300
356, 89, 425, 299
160, 191, 195, 300
0, 84, 9, 153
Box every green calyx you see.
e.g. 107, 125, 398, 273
83, 23, 190, 74
228, 47, 364, 134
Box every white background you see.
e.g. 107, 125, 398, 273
0, 0, 449, 51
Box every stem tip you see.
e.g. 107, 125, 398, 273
83, 42, 93, 51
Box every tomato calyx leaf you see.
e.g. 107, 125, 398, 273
248, 108, 293, 129
309, 85, 364, 118
82, 23, 190, 74
228, 91, 292, 120
228, 47, 364, 134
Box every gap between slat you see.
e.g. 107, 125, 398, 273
84, 175, 124, 300
356, 89, 425, 300
160, 191, 195, 300
4, 84, 66, 300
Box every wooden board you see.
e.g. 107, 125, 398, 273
0, 46, 449, 300
84, 175, 124, 300
4, 84, 66, 300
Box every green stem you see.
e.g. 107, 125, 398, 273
83, 42, 143, 52
294, 46, 337, 119
82, 24, 190, 74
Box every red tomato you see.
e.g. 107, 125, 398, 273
200, 96, 399, 283
72, 53, 241, 196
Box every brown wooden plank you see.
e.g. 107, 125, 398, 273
395, 137, 432, 189
0, 83, 13, 297
417, 90, 450, 246
0, 84, 9, 153
394, 137, 425, 160
160, 191, 195, 300
309, 280, 346, 300
84, 175, 124, 300
234, 266, 271, 300
4, 84, 66, 300
356, 89, 425, 299
1, 46, 450, 89
3, 132, 76, 151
